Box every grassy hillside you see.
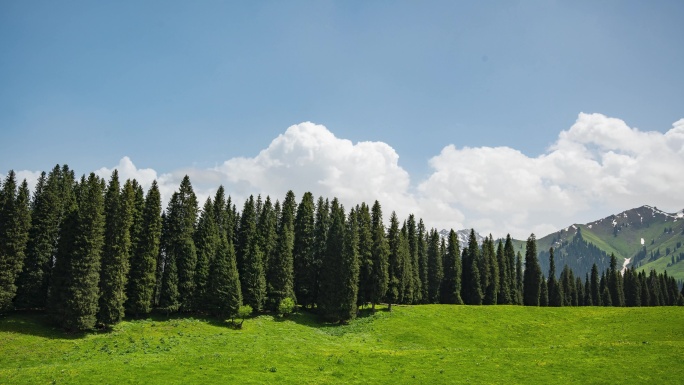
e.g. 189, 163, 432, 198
510, 206, 684, 280
2, 306, 683, 384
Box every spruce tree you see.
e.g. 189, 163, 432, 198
15, 166, 68, 309
259, 196, 278, 285
175, 176, 198, 311
293, 192, 316, 308
426, 229, 443, 303
482, 235, 498, 305
98, 171, 134, 326
268, 191, 296, 309
548, 248, 563, 307
369, 201, 389, 311
207, 233, 242, 321
0, 174, 31, 313
540, 275, 549, 306
311, 197, 329, 308
356, 203, 373, 307
503, 235, 518, 303
126, 180, 162, 316
236, 195, 266, 311
399, 222, 413, 304
386, 212, 404, 307
608, 254, 625, 307
48, 173, 105, 330
441, 229, 463, 304
417, 219, 428, 303
406, 214, 421, 304
523, 234, 542, 306
590, 263, 601, 306
193, 197, 219, 312
496, 240, 510, 304
515, 251, 523, 304
318, 199, 347, 321
339, 207, 360, 321
461, 229, 483, 305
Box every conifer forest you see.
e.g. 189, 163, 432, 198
0, 165, 681, 331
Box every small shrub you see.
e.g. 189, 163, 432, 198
278, 298, 296, 317
235, 305, 253, 329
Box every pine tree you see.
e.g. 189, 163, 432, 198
590, 263, 601, 306
98, 171, 134, 326
48, 173, 105, 330
293, 192, 316, 308
461, 229, 483, 305
539, 275, 549, 306
441, 229, 463, 304
560, 264, 576, 306
126, 180, 162, 316
548, 248, 563, 307
15, 166, 69, 309
417, 219, 428, 303
425, 229, 443, 303
523, 234, 542, 306
207, 233, 242, 321
0, 173, 31, 313
318, 199, 347, 322
356, 203, 373, 307
515, 251, 523, 304
399, 222, 413, 304
369, 201, 389, 311
193, 197, 219, 312
496, 240, 510, 304
406, 215, 421, 304
504, 235, 518, 304
259, 196, 278, 287
482, 235, 499, 305
608, 254, 625, 307
386, 212, 404, 307
268, 191, 297, 309
311, 197, 329, 308
175, 176, 198, 311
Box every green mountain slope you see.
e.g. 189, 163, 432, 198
528, 205, 684, 280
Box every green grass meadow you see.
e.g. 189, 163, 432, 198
1, 306, 683, 384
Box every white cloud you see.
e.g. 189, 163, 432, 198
419, 113, 684, 238
7, 113, 684, 240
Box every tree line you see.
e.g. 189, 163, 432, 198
0, 166, 681, 331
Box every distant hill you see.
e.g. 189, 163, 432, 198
525, 206, 684, 280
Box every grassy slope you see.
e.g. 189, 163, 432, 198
2, 306, 684, 384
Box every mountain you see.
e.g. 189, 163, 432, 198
529, 205, 684, 280
438, 228, 485, 247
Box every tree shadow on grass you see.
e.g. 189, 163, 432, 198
0, 310, 104, 340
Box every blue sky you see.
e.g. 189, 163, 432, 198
2, 1, 683, 237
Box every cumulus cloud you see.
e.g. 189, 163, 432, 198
419, 113, 684, 238
7, 113, 684, 240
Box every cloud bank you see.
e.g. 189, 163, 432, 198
8, 113, 684, 239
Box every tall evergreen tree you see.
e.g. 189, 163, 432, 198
496, 240, 510, 304
426, 229, 443, 303
293, 192, 316, 308
175, 176, 198, 311
48, 173, 105, 330
441, 229, 463, 304
417, 219, 428, 303
319, 199, 357, 322
548, 248, 563, 307
236, 195, 266, 311
523, 234, 542, 306
15, 166, 70, 309
0, 174, 31, 313
356, 203, 373, 307
386, 212, 404, 307
369, 201, 389, 311
406, 215, 421, 304
311, 197, 329, 308
207, 233, 242, 321
126, 180, 162, 316
608, 254, 625, 307
539, 275, 549, 306
515, 251, 524, 304
268, 191, 297, 309
503, 235, 518, 304
193, 197, 219, 312
560, 265, 577, 306
461, 229, 483, 305
481, 235, 499, 305
98, 171, 134, 326
259, 196, 278, 284
590, 263, 601, 306
399, 222, 413, 304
